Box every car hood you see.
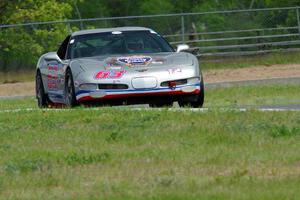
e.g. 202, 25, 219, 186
75, 52, 195, 72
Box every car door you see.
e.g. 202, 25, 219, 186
44, 35, 70, 102
56, 35, 71, 96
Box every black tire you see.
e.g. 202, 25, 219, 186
149, 102, 173, 108
36, 71, 48, 108
178, 80, 204, 108
64, 69, 77, 107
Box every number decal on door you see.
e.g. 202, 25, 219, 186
48, 64, 58, 89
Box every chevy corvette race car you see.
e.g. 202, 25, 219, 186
36, 27, 204, 108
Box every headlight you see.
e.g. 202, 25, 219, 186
79, 83, 98, 90
188, 77, 201, 84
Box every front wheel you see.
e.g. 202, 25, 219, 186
36, 71, 49, 108
178, 80, 204, 108
64, 69, 77, 107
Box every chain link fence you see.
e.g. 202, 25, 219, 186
1, 7, 300, 72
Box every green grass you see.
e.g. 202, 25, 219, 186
1, 107, 300, 199
0, 84, 300, 199
205, 83, 300, 107
0, 97, 36, 110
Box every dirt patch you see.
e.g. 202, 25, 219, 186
204, 64, 300, 83
0, 82, 35, 97
1, 64, 300, 97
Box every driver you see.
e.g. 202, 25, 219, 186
125, 37, 144, 53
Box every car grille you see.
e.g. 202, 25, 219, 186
98, 84, 128, 89
160, 79, 188, 87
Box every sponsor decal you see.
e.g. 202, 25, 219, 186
94, 70, 125, 79
47, 64, 59, 89
117, 56, 152, 66
167, 68, 182, 74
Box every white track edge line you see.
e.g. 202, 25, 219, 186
0, 107, 299, 113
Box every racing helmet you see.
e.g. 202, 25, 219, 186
125, 37, 144, 52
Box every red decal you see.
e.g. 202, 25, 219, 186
48, 65, 59, 89
95, 71, 109, 79
109, 70, 125, 79
95, 70, 125, 79
48, 66, 58, 71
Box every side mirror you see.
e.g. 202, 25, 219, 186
44, 52, 62, 62
176, 44, 189, 53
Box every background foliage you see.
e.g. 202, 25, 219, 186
1, 0, 300, 71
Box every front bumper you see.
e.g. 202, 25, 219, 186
76, 83, 201, 102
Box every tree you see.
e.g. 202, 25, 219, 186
0, 0, 73, 71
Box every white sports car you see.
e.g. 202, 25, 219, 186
36, 27, 204, 108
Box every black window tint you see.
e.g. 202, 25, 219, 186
57, 35, 70, 60
68, 31, 174, 59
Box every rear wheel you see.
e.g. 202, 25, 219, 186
36, 71, 48, 108
64, 69, 77, 107
178, 80, 204, 108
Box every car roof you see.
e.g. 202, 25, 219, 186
71, 27, 153, 37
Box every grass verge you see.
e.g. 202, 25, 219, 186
0, 108, 300, 199
0, 84, 300, 199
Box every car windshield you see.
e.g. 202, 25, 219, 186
67, 30, 174, 59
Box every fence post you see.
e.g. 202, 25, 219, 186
296, 7, 300, 39
181, 15, 185, 43
67, 22, 72, 34
79, 21, 84, 30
